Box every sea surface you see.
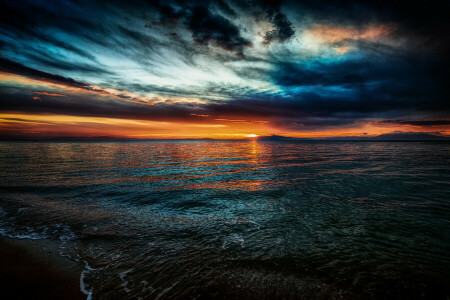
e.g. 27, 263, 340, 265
0, 141, 449, 299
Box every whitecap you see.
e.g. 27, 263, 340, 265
80, 261, 96, 300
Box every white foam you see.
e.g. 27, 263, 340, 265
0, 227, 48, 240
0, 211, 76, 242
119, 269, 133, 293
80, 261, 95, 300
155, 281, 179, 300
140, 280, 155, 293
58, 225, 77, 242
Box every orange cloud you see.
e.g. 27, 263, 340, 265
309, 24, 391, 44
333, 46, 350, 54
33, 91, 65, 97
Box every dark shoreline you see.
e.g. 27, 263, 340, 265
0, 237, 84, 300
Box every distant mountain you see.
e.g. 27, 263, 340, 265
255, 133, 449, 141
369, 132, 449, 140
322, 132, 450, 141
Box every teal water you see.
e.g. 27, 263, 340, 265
0, 141, 449, 299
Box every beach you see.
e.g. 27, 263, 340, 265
0, 237, 83, 300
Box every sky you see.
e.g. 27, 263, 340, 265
0, 0, 449, 139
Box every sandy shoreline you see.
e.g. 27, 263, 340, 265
0, 237, 85, 299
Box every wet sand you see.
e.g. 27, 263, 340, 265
0, 237, 84, 300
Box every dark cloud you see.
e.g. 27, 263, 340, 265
147, 1, 184, 26
260, 1, 295, 44
0, 57, 90, 89
382, 120, 450, 126
214, 0, 238, 18
183, 6, 251, 55
270, 53, 449, 117
116, 1, 252, 56
264, 10, 295, 44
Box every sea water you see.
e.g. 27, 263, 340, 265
0, 141, 449, 299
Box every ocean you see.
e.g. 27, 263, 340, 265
0, 141, 449, 299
